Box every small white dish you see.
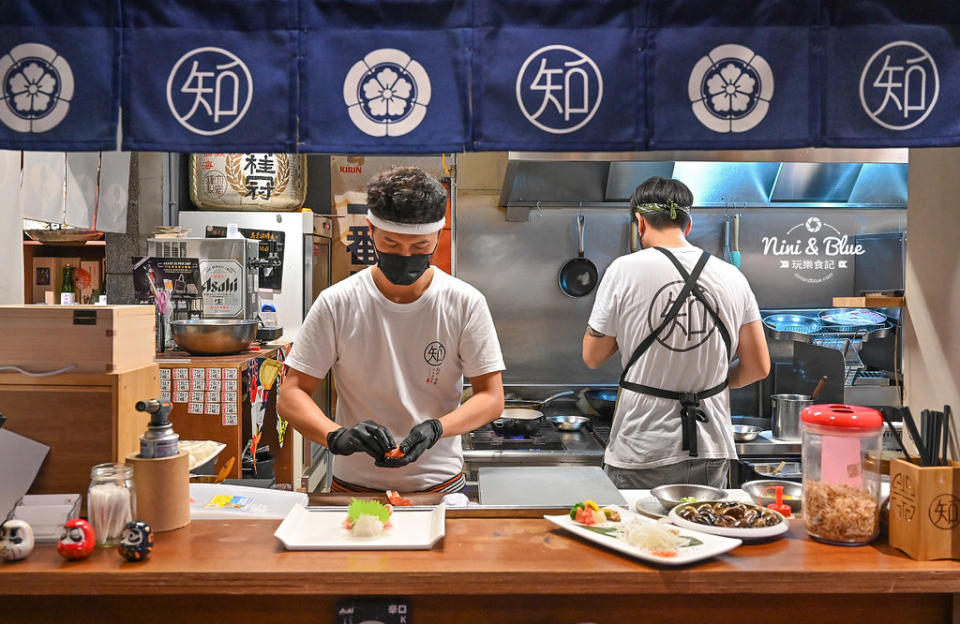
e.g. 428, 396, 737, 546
274, 504, 445, 550
668, 502, 789, 540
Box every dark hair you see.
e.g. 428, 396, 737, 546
366, 166, 447, 224
629, 176, 693, 230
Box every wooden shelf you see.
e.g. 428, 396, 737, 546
23, 240, 106, 246
832, 295, 904, 308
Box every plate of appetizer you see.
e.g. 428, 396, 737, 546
544, 500, 741, 566
274, 499, 445, 550
668, 500, 789, 540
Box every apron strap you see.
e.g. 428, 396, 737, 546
618, 248, 731, 458
653, 247, 733, 359
617, 251, 710, 387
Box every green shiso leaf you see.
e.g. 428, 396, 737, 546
348, 498, 391, 524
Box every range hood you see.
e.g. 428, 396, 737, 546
498, 149, 908, 212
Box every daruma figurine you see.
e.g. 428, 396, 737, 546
57, 519, 96, 560
118, 521, 154, 562
0, 520, 35, 561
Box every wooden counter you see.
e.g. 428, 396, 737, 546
2, 517, 959, 623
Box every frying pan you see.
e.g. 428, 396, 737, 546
584, 389, 618, 419
503, 389, 575, 409
558, 214, 599, 298
491, 408, 545, 436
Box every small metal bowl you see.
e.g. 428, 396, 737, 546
650, 484, 728, 511
548, 415, 590, 432
732, 424, 763, 442
170, 319, 258, 356
741, 479, 803, 513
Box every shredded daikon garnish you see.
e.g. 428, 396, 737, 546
350, 514, 386, 537
622, 520, 686, 553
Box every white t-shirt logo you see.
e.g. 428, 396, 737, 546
647, 282, 720, 353
424, 341, 446, 366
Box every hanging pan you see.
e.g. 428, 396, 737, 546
558, 213, 599, 298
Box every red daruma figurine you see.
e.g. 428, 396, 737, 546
57, 519, 96, 560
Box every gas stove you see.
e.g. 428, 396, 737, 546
461, 395, 607, 482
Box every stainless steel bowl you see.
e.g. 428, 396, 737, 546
741, 479, 803, 513
650, 484, 728, 511
548, 415, 590, 432
170, 319, 258, 356
732, 424, 763, 442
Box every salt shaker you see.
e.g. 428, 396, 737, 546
87, 463, 136, 547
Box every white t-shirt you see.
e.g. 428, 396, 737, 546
285, 267, 505, 491
588, 246, 761, 470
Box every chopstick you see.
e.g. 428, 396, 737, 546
881, 407, 911, 460
902, 407, 928, 466
943, 406, 952, 466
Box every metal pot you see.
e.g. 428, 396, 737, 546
770, 394, 812, 441
491, 408, 544, 436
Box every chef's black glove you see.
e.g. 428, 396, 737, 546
376, 419, 443, 467
326, 421, 396, 460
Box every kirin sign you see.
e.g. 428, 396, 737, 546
760, 216, 866, 284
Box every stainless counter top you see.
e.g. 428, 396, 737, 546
735, 430, 801, 456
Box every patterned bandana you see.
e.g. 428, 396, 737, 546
632, 199, 691, 220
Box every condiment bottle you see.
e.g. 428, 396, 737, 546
87, 463, 136, 547
801, 404, 883, 545
59, 265, 76, 305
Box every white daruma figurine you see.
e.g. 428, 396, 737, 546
0, 520, 36, 561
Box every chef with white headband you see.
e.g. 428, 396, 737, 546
280, 166, 505, 493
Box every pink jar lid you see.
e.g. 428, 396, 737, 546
801, 403, 883, 430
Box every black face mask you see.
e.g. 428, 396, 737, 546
375, 244, 437, 286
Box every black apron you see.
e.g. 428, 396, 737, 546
617, 247, 733, 458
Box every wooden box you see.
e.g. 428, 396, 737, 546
0, 304, 155, 374
0, 364, 159, 511
889, 458, 960, 560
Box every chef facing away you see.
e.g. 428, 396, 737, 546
583, 176, 770, 489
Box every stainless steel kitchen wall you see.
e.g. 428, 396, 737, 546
456, 198, 906, 385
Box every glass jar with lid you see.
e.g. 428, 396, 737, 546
801, 404, 883, 545
87, 463, 136, 547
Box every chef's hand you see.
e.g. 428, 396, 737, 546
326, 421, 396, 460
376, 419, 443, 467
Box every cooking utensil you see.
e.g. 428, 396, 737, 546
491, 408, 544, 436
215, 456, 235, 483
558, 213, 599, 298
721, 217, 732, 263
584, 389, 617, 419
170, 319, 258, 356
650, 484, 727, 511
762, 314, 823, 342
818, 308, 888, 328
732, 424, 762, 442
730, 214, 741, 268
771, 393, 812, 441
811, 376, 828, 401
504, 389, 575, 409
548, 415, 590, 432
741, 479, 803, 513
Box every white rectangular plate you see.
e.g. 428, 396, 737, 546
544, 507, 741, 566
274, 504, 446, 551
